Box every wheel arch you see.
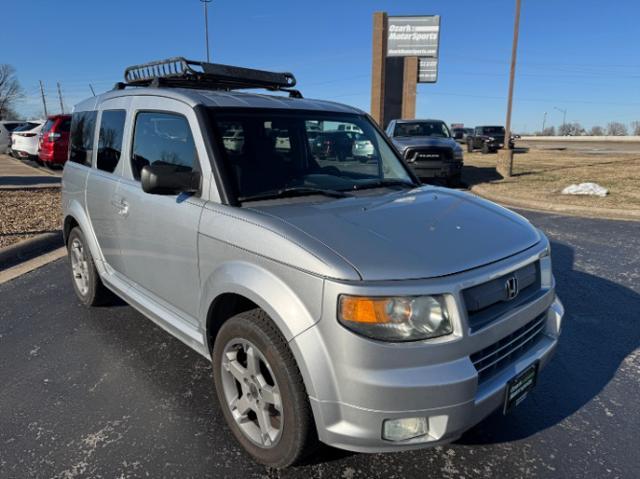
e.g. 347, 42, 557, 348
63, 201, 106, 275
200, 261, 324, 396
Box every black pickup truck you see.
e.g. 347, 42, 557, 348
466, 126, 516, 153
386, 119, 464, 186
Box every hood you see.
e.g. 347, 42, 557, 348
251, 187, 541, 281
391, 136, 459, 152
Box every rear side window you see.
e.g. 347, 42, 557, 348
97, 110, 126, 173
42, 120, 55, 133
4, 122, 24, 132
58, 118, 71, 132
69, 111, 97, 166
131, 112, 196, 180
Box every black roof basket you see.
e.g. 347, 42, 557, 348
115, 57, 302, 98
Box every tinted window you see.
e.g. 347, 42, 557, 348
58, 118, 71, 132
41, 120, 55, 133
131, 112, 196, 180
4, 122, 25, 132
393, 121, 450, 138
69, 111, 97, 166
97, 110, 126, 173
481, 126, 505, 135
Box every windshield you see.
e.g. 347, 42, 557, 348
211, 110, 415, 201
393, 121, 450, 138
481, 126, 505, 135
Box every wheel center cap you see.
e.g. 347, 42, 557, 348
249, 383, 259, 398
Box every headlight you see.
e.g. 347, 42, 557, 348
338, 295, 453, 342
454, 149, 463, 160
488, 137, 495, 141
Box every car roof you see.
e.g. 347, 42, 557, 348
393, 119, 446, 123
74, 87, 365, 115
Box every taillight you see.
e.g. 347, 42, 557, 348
48, 132, 62, 142
22, 133, 37, 138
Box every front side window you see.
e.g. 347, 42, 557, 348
97, 110, 126, 173
69, 111, 97, 166
212, 110, 414, 201
131, 112, 197, 180
393, 121, 450, 138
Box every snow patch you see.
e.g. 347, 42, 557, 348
561, 182, 608, 197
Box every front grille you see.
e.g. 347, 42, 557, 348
463, 261, 542, 332
471, 313, 547, 383
404, 146, 453, 163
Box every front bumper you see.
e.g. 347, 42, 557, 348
290, 243, 563, 453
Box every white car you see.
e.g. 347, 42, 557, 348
11, 121, 44, 159
0, 120, 29, 154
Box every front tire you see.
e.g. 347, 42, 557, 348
481, 142, 490, 154
212, 309, 318, 468
67, 227, 113, 306
467, 141, 474, 153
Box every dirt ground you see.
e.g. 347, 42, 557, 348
0, 188, 61, 248
462, 147, 640, 211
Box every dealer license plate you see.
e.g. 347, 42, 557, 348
503, 362, 538, 414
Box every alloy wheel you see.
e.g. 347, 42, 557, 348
69, 238, 89, 296
220, 338, 283, 448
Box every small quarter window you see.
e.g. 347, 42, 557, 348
97, 110, 126, 173
131, 112, 197, 180
69, 111, 97, 166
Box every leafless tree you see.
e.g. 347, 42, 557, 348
558, 122, 584, 136
606, 121, 628, 136
589, 125, 605, 136
630, 121, 640, 136
0, 64, 23, 120
541, 126, 556, 136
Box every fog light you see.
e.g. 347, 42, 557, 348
382, 417, 428, 441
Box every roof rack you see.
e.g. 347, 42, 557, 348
115, 57, 302, 98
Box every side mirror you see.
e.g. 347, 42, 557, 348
140, 164, 201, 195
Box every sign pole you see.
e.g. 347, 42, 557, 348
370, 12, 388, 126
498, 0, 521, 178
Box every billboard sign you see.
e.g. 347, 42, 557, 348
387, 16, 440, 58
418, 57, 438, 83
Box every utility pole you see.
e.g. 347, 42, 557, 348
39, 80, 48, 117
89, 84, 96, 97
554, 106, 567, 126
200, 0, 213, 62
497, 0, 521, 178
542, 111, 547, 133
56, 82, 65, 114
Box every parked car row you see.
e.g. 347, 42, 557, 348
0, 114, 71, 166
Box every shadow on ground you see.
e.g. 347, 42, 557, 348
459, 240, 640, 444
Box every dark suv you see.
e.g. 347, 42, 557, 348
386, 119, 463, 186
467, 126, 515, 154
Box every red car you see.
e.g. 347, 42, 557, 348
38, 114, 71, 166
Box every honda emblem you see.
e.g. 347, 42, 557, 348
505, 276, 519, 300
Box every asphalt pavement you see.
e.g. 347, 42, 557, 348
1, 210, 639, 478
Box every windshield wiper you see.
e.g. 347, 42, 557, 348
239, 186, 351, 202
352, 179, 418, 191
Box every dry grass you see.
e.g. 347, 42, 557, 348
0, 188, 61, 248
463, 148, 640, 211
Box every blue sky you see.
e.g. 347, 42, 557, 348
3, 0, 639, 131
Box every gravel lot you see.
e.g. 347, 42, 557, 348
0, 188, 61, 248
